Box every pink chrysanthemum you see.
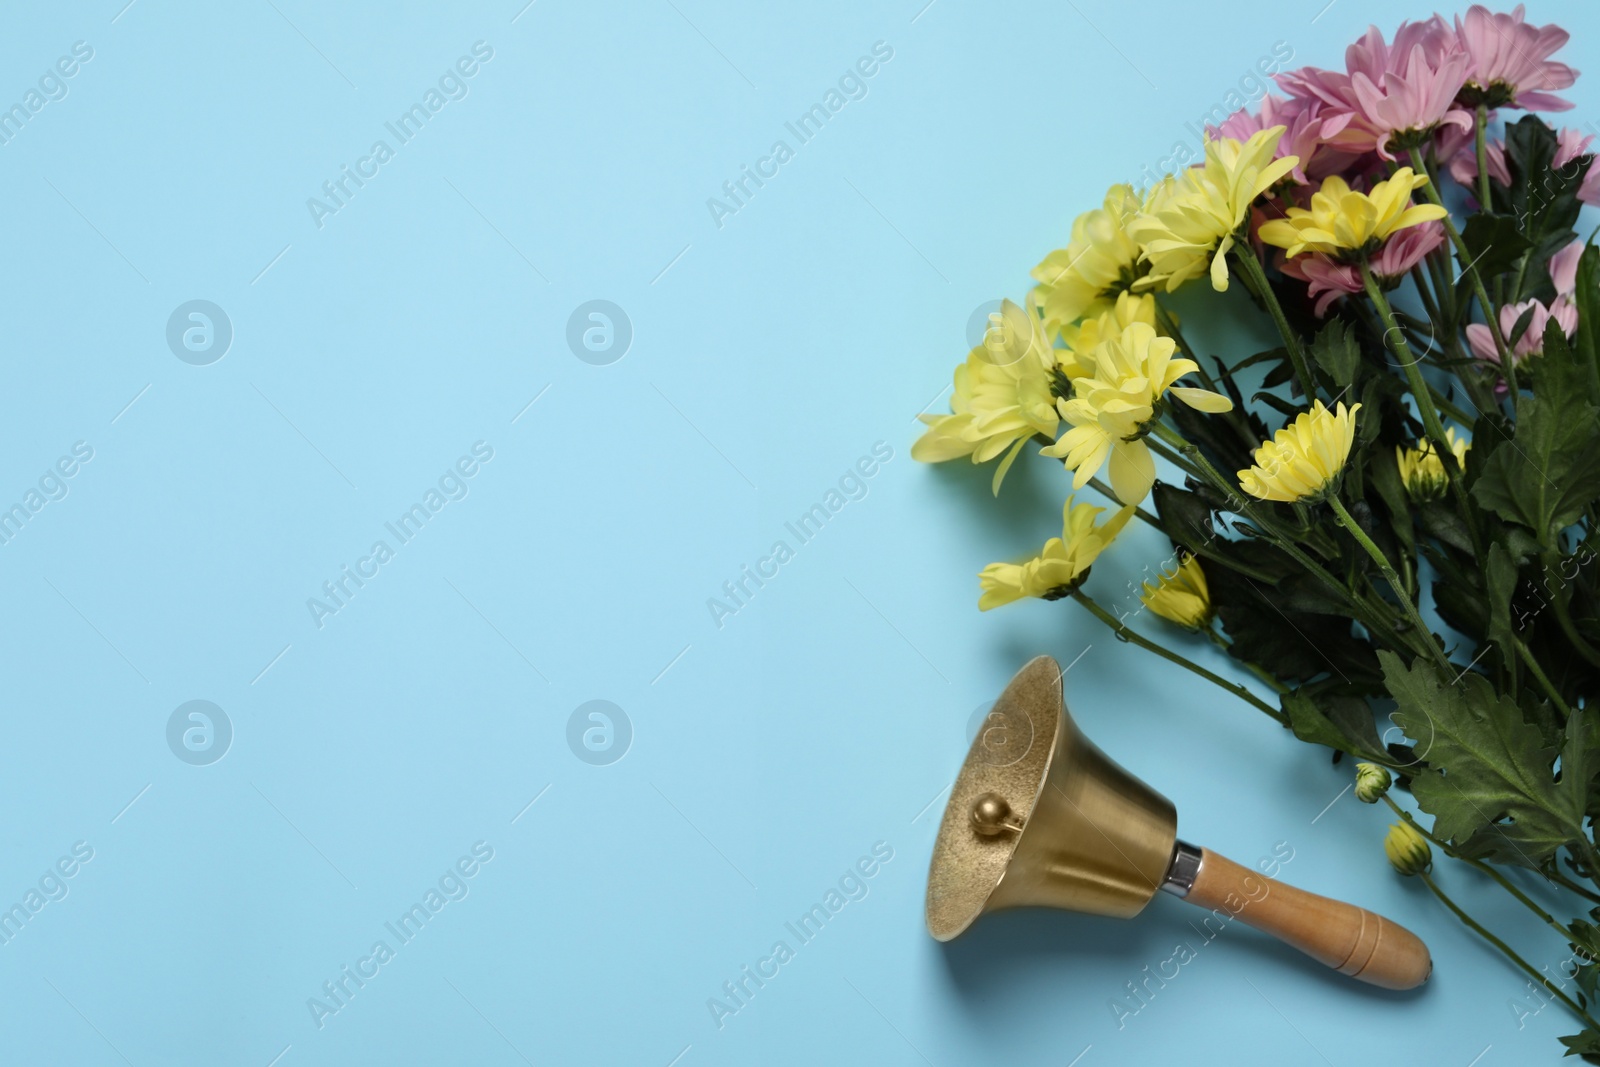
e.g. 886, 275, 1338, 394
1436, 121, 1510, 192
1278, 17, 1471, 160
1448, 125, 1597, 205
1281, 222, 1446, 316
1466, 241, 1582, 369
1553, 127, 1600, 205
1455, 4, 1577, 111
1210, 94, 1359, 183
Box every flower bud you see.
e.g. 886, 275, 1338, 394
1139, 554, 1212, 631
1384, 821, 1432, 877
1396, 428, 1469, 503
1354, 763, 1392, 804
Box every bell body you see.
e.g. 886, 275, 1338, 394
986, 712, 1176, 919
926, 656, 1176, 940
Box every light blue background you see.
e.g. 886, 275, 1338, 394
0, 1, 1595, 1063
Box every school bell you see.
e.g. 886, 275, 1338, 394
926, 656, 1431, 990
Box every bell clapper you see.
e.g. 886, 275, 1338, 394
970, 792, 1025, 837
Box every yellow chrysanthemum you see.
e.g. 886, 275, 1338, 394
1031, 184, 1151, 339
1129, 128, 1299, 293
1396, 428, 1470, 501
1140, 554, 1212, 630
978, 497, 1134, 610
1041, 322, 1234, 505
1258, 169, 1448, 259
1237, 400, 1362, 503
913, 297, 1059, 494
1056, 291, 1158, 382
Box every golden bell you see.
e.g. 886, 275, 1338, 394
927, 656, 1431, 990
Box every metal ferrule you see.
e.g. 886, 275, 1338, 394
1159, 839, 1203, 898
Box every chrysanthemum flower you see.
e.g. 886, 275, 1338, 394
1211, 93, 1359, 183
1455, 4, 1577, 111
1466, 298, 1578, 365
1553, 128, 1600, 205
913, 297, 1059, 494
1557, 127, 1595, 166
1466, 241, 1582, 367
1139, 554, 1212, 630
1277, 17, 1471, 160
1280, 221, 1445, 316
1056, 291, 1157, 381
978, 497, 1133, 610
1258, 169, 1447, 259
1396, 427, 1470, 501
1438, 120, 1511, 191
1042, 323, 1234, 505
1129, 128, 1299, 294
1031, 185, 1150, 339
1237, 400, 1362, 503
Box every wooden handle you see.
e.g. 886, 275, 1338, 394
1182, 848, 1431, 990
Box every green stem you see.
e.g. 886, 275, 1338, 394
1085, 476, 1161, 529
1382, 797, 1577, 941
1327, 494, 1453, 676
1086, 474, 1280, 583
1231, 241, 1316, 398
1359, 262, 1459, 474
1422, 871, 1600, 1031
1544, 556, 1600, 670
1515, 636, 1574, 719
1473, 104, 1506, 309
1551, 867, 1600, 905
1426, 384, 1475, 428
1360, 260, 1485, 561
1070, 590, 1288, 726
1149, 421, 1421, 658
1473, 103, 1494, 217
1407, 145, 1518, 396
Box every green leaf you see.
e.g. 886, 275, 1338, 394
1382, 651, 1581, 869
1485, 543, 1519, 664
1459, 211, 1535, 280
1576, 243, 1600, 402
1213, 578, 1382, 687
1558, 709, 1600, 834
1570, 916, 1600, 962
1309, 319, 1360, 388
1503, 114, 1588, 295
1471, 331, 1600, 547
1150, 481, 1215, 554
1369, 447, 1415, 552
1558, 1028, 1600, 1059
1355, 376, 1387, 449
1282, 687, 1388, 762
1167, 392, 1256, 475
1572, 912, 1600, 1009
1252, 391, 1308, 422
1418, 503, 1475, 555
1507, 302, 1541, 349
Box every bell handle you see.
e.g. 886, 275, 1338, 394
1181, 848, 1431, 990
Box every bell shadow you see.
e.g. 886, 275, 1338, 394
931, 905, 1173, 1034
934, 890, 1429, 1033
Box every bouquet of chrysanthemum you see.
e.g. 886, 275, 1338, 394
915, 6, 1600, 1056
